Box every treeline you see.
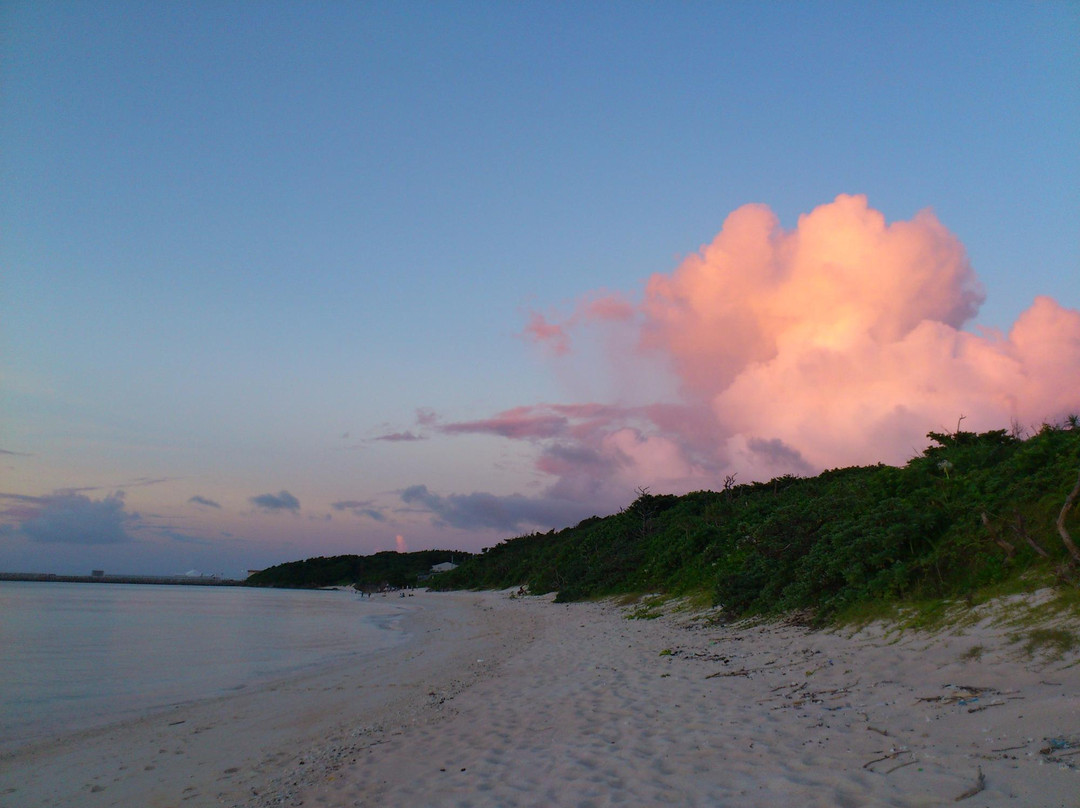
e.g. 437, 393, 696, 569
245, 549, 472, 589
431, 423, 1080, 623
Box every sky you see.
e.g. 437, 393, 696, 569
2, 1, 1078, 577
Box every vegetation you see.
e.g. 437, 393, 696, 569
431, 422, 1080, 625
245, 549, 472, 589
1013, 627, 1079, 661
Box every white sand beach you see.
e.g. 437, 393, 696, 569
2, 589, 1077, 807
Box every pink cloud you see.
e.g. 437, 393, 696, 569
415, 408, 439, 426
583, 294, 635, 321
522, 296, 634, 358
637, 195, 986, 398
522, 312, 570, 355
422, 195, 1079, 525
374, 431, 426, 442
440, 406, 569, 440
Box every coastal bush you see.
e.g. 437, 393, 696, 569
246, 549, 471, 589
432, 422, 1080, 623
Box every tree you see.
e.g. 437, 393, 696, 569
1057, 467, 1080, 565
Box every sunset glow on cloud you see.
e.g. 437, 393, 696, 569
498, 196, 1080, 511
4, 2, 1076, 574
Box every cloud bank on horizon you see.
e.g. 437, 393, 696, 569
407, 195, 1080, 531
0, 492, 136, 545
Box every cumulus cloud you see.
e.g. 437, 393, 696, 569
401, 484, 593, 533
373, 431, 426, 442
744, 437, 815, 477
331, 500, 364, 510
440, 406, 570, 440
0, 491, 137, 544
331, 500, 387, 521
412, 195, 1080, 528
250, 490, 301, 512
121, 476, 174, 489
523, 296, 636, 358
368, 410, 447, 444
632, 196, 985, 399
188, 495, 221, 509
523, 312, 571, 355
415, 408, 439, 426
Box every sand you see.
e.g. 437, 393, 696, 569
2, 589, 1077, 807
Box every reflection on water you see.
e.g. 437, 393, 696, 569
0, 582, 406, 747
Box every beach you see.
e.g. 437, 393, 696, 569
2, 590, 1077, 807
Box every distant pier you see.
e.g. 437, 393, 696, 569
0, 572, 243, 586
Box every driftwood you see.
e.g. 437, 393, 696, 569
705, 668, 750, 679
991, 743, 1028, 753
918, 684, 993, 706
863, 750, 904, 770
981, 512, 1015, 557
768, 681, 807, 694
1056, 467, 1080, 564
966, 700, 1006, 713
1012, 512, 1049, 558
885, 758, 918, 774
953, 766, 985, 801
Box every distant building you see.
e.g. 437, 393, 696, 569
429, 561, 458, 574
91, 570, 105, 578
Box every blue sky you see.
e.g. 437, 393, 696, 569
2, 1, 1078, 576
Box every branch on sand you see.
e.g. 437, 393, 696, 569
954, 766, 985, 801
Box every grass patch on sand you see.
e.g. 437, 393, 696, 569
832, 596, 953, 633
625, 593, 667, 620
960, 644, 986, 662
831, 571, 1080, 640
1010, 627, 1079, 662
674, 589, 715, 613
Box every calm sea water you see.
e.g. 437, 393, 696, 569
0, 582, 409, 750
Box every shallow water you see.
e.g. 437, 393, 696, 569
0, 582, 407, 749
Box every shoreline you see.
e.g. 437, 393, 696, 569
0, 584, 412, 755
0, 591, 538, 807
2, 590, 1077, 807
0, 573, 242, 586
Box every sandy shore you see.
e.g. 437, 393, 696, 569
2, 590, 1077, 807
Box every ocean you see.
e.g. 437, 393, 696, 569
0, 581, 409, 751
